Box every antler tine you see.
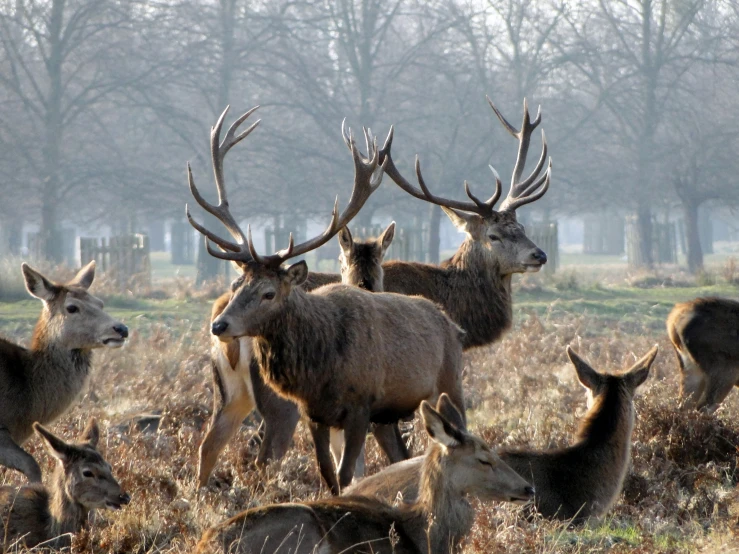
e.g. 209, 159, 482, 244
246, 124, 388, 267
187, 106, 261, 262
488, 96, 551, 212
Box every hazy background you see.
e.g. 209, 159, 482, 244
1, 0, 738, 283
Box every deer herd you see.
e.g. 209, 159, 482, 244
0, 97, 737, 552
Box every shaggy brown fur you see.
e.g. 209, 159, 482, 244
194, 396, 533, 554
0, 262, 127, 482
667, 297, 739, 411
0, 419, 129, 549
346, 346, 658, 524
213, 258, 465, 494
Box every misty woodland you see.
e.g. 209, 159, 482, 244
1, 1, 739, 553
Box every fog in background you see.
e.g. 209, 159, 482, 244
1, 0, 738, 282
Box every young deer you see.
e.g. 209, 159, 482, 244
187, 107, 466, 494
197, 98, 552, 485
0, 262, 128, 482
195, 395, 534, 554
0, 419, 130, 549
667, 297, 739, 411
347, 346, 658, 524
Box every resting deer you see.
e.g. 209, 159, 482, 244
347, 346, 658, 524
667, 297, 739, 411
187, 106, 466, 494
195, 394, 533, 554
0, 262, 128, 482
0, 419, 130, 549
197, 98, 552, 485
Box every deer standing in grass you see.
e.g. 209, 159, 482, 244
0, 263, 128, 482
348, 346, 658, 524
0, 419, 130, 549
197, 98, 553, 486
195, 394, 533, 554
188, 107, 466, 494
667, 297, 739, 411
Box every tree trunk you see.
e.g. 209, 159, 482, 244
683, 198, 703, 274
428, 204, 441, 264
634, 205, 654, 268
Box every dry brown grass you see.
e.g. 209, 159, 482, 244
1, 280, 738, 553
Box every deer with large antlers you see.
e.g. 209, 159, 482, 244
197, 98, 553, 486
188, 107, 465, 494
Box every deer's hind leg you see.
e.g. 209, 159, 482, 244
0, 427, 41, 482
372, 423, 409, 463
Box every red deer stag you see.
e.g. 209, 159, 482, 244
667, 297, 739, 411
187, 107, 465, 494
195, 394, 533, 554
347, 346, 658, 524
0, 419, 130, 549
0, 262, 128, 482
197, 97, 552, 485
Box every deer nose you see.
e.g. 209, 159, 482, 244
531, 249, 547, 264
211, 320, 229, 336
113, 324, 129, 338
119, 492, 131, 505
524, 485, 535, 498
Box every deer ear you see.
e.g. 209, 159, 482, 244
377, 222, 395, 257
441, 206, 476, 232
338, 227, 353, 254
34, 423, 74, 462
625, 345, 658, 390
421, 401, 465, 448
567, 346, 601, 391
436, 393, 466, 431
68, 261, 96, 289
80, 418, 100, 448
22, 263, 59, 302
285, 261, 308, 287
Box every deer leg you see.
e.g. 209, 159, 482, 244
198, 359, 256, 486
250, 358, 301, 465
330, 428, 366, 478
698, 367, 737, 412
337, 410, 370, 490
371, 423, 409, 463
308, 422, 340, 495
0, 428, 41, 483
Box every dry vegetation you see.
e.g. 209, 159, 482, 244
1, 262, 738, 553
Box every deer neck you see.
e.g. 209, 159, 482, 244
252, 289, 336, 403
49, 468, 88, 538
575, 384, 635, 461
442, 239, 513, 349
410, 446, 474, 554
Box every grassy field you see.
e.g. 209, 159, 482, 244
0, 259, 738, 553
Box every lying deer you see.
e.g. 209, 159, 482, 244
0, 262, 128, 482
347, 346, 658, 524
194, 394, 534, 554
197, 98, 553, 486
0, 419, 130, 549
187, 107, 466, 494
667, 297, 739, 411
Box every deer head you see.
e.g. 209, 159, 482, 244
379, 98, 551, 275
186, 107, 387, 339
338, 222, 395, 292
22, 262, 128, 350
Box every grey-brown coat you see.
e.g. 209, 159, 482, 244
0, 263, 128, 481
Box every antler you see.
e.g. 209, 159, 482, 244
242, 122, 387, 267
186, 105, 260, 262
376, 127, 502, 218
487, 96, 552, 212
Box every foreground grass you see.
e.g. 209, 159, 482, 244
0, 276, 737, 553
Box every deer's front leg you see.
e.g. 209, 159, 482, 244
337, 409, 370, 490
308, 421, 340, 495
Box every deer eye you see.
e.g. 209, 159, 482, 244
82, 469, 94, 478
66, 305, 79, 314
263, 291, 275, 301
478, 459, 494, 468
488, 235, 501, 242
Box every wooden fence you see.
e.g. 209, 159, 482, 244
528, 222, 559, 275
79, 234, 151, 288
